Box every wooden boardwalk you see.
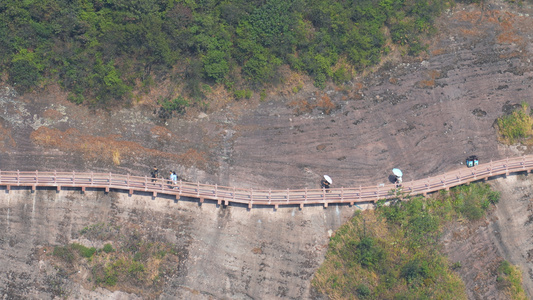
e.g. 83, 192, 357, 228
0, 156, 532, 209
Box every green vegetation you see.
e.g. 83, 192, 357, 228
49, 223, 180, 298
71, 243, 97, 258
497, 260, 528, 300
103, 243, 115, 253
0, 0, 450, 107
313, 182, 502, 299
497, 102, 533, 144
158, 95, 189, 119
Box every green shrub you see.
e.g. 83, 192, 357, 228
259, 89, 267, 101
71, 243, 96, 258
53, 246, 75, 264
401, 258, 431, 283
497, 102, 533, 144
8, 59, 40, 93
496, 260, 528, 299
355, 236, 385, 269
332, 67, 352, 85
234, 89, 253, 100
159, 96, 189, 116
498, 260, 513, 276
103, 243, 115, 253
356, 283, 371, 298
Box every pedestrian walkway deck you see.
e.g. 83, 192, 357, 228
0, 156, 530, 209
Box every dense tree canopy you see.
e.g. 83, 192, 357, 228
0, 0, 449, 106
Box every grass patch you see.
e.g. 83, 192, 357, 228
48, 224, 181, 298
497, 102, 533, 144
313, 182, 504, 299
497, 260, 528, 300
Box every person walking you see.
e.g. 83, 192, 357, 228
320, 175, 332, 193
171, 171, 178, 189
151, 166, 159, 182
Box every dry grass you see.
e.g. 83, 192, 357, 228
0, 123, 16, 151
288, 99, 316, 115
416, 70, 441, 88
431, 48, 446, 56
150, 126, 173, 142
43, 109, 64, 121
30, 126, 211, 170
316, 94, 336, 115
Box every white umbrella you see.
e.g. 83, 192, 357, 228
324, 175, 332, 184
392, 168, 403, 177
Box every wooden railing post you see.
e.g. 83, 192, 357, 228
304, 187, 308, 203
341, 187, 344, 202
359, 185, 362, 202
268, 189, 271, 204
506, 157, 509, 176
490, 160, 493, 176
144, 176, 148, 191
35, 170, 38, 183
91, 172, 94, 186
72, 171, 75, 184
17, 170, 19, 185
233, 186, 236, 202
196, 181, 200, 196
54, 170, 57, 184
286, 188, 290, 203
127, 174, 129, 187
250, 188, 253, 208
215, 184, 218, 198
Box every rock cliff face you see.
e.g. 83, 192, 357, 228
0, 188, 361, 299
1, 0, 533, 299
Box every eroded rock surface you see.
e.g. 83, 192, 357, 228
0, 189, 360, 299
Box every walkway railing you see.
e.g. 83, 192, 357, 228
0, 156, 531, 209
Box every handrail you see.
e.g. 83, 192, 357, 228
0, 155, 531, 208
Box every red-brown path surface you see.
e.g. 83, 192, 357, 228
1, 155, 531, 209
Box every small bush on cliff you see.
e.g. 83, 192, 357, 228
71, 243, 97, 258
496, 260, 528, 300
46, 224, 181, 298
496, 102, 533, 144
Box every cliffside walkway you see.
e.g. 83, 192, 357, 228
1, 156, 532, 209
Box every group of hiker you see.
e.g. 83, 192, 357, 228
319, 168, 403, 192
151, 166, 179, 188
317, 155, 478, 192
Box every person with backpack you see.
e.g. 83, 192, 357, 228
151, 166, 159, 182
